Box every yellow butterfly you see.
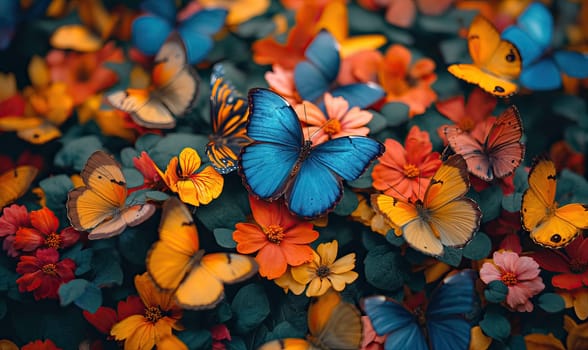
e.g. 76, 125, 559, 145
448, 14, 521, 97
521, 158, 588, 248
258, 290, 362, 350
66, 151, 156, 240
146, 197, 257, 309
106, 34, 200, 129
0, 166, 38, 209
372, 155, 482, 257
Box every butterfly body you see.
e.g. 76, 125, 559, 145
444, 106, 524, 181
372, 155, 481, 256
240, 88, 384, 219
521, 158, 588, 248
205, 64, 251, 174
107, 35, 199, 129
66, 151, 156, 240
448, 15, 521, 97
363, 270, 476, 350
147, 197, 257, 309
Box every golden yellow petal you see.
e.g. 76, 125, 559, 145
0, 339, 19, 350
328, 271, 358, 291
469, 326, 492, 350
178, 148, 202, 175
0, 73, 17, 100
524, 333, 565, 350
111, 315, 147, 341
28, 55, 50, 89
317, 240, 338, 266
77, 94, 103, 124
291, 262, 317, 285
274, 268, 307, 295
329, 253, 356, 274
573, 290, 588, 321
306, 276, 332, 297
157, 335, 188, 350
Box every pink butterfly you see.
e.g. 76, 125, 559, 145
443, 106, 525, 182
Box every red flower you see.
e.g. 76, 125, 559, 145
83, 295, 144, 336
16, 248, 76, 300
132, 151, 164, 192
0, 204, 31, 257
533, 235, 588, 290
14, 207, 80, 252
211, 324, 231, 350
21, 339, 62, 350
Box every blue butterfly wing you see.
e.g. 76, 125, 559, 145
553, 51, 588, 79
330, 83, 386, 109
295, 30, 340, 101
141, 0, 176, 23
132, 15, 173, 55
362, 296, 428, 350
519, 58, 561, 90
240, 88, 303, 199
501, 27, 543, 68
427, 318, 472, 350
178, 8, 227, 64
426, 270, 476, 350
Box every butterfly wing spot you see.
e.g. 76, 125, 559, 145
506, 49, 517, 62
493, 86, 505, 93
550, 234, 562, 243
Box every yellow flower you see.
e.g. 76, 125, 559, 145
350, 194, 396, 236
274, 267, 306, 295
291, 240, 358, 297
564, 315, 588, 350
524, 333, 565, 350
110, 273, 186, 350
558, 288, 588, 321
154, 148, 224, 207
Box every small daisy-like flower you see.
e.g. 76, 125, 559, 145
14, 207, 80, 252
294, 93, 372, 145
291, 240, 358, 297
480, 251, 545, 312
152, 147, 224, 207
16, 248, 76, 300
233, 195, 318, 279
0, 204, 31, 257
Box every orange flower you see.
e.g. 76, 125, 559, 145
110, 273, 185, 350
372, 125, 441, 199
47, 42, 123, 105
294, 93, 373, 144
233, 195, 319, 279
378, 45, 437, 117
152, 148, 224, 207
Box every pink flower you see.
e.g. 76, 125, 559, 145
361, 316, 386, 350
0, 204, 31, 257
480, 251, 545, 312
211, 324, 231, 350
264, 65, 300, 105
294, 93, 373, 145
14, 207, 80, 252
371, 125, 441, 199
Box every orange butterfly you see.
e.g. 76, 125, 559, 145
522, 158, 588, 248
66, 151, 156, 240
0, 166, 38, 209
146, 197, 257, 309
106, 34, 199, 129
258, 290, 362, 350
372, 155, 482, 257
448, 15, 521, 97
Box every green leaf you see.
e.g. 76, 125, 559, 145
0, 255, 18, 292
537, 293, 565, 313
62, 243, 93, 276
333, 187, 359, 216
92, 249, 123, 287
463, 232, 492, 260
502, 194, 522, 212
0, 298, 6, 320
118, 224, 158, 266
231, 283, 270, 334
347, 162, 376, 189
381, 102, 410, 127
385, 230, 405, 247
122, 168, 144, 188
438, 246, 463, 267
135, 133, 163, 151
39, 174, 73, 212
59, 279, 102, 313
150, 133, 209, 168
478, 185, 502, 223
480, 309, 511, 341
54, 135, 103, 171
266, 321, 306, 340
177, 329, 212, 350
213, 228, 238, 249
364, 245, 408, 291
227, 336, 247, 350
484, 280, 508, 303
367, 110, 387, 133
196, 178, 249, 231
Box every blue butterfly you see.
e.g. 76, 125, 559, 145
501, 2, 588, 90
240, 88, 385, 219
0, 0, 50, 49
294, 30, 385, 109
362, 270, 477, 350
132, 0, 227, 64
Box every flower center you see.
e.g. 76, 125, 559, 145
501, 271, 518, 286
323, 119, 341, 135
144, 306, 163, 323
42, 263, 57, 276
458, 117, 475, 132
316, 265, 331, 278
569, 259, 587, 274
403, 163, 420, 178
44, 232, 61, 249
264, 225, 285, 244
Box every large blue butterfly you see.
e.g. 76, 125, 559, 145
501, 2, 588, 91
362, 270, 477, 350
294, 30, 385, 109
240, 88, 385, 219
132, 0, 227, 64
